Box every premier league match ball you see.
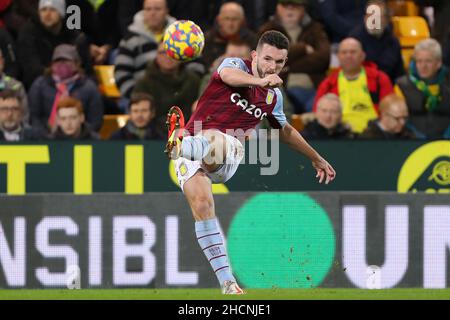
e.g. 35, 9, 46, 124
163, 20, 205, 62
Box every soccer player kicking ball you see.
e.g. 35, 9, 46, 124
165, 31, 336, 295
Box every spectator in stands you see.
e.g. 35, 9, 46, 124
0, 0, 39, 39
0, 49, 28, 117
0, 27, 19, 79
133, 43, 200, 134
349, 0, 405, 83
201, 2, 257, 70
314, 38, 393, 134
66, 0, 120, 65
28, 44, 104, 134
17, 0, 93, 88
396, 39, 450, 139
318, 0, 368, 43
302, 93, 354, 139
50, 96, 99, 140
109, 92, 164, 140
114, 0, 176, 99
360, 94, 417, 139
259, 0, 330, 113
0, 89, 44, 141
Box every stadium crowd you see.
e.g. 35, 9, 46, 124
0, 0, 449, 141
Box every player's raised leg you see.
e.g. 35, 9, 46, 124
183, 172, 244, 295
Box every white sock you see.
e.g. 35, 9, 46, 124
181, 136, 210, 161
195, 218, 236, 285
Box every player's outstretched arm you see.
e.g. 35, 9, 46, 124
279, 123, 336, 185
219, 67, 283, 88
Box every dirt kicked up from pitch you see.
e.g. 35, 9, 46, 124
0, 289, 449, 300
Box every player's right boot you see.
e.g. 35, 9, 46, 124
164, 106, 185, 160
222, 281, 245, 295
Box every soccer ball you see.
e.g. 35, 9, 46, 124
163, 20, 205, 62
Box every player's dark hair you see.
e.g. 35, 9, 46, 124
129, 92, 155, 110
257, 31, 290, 51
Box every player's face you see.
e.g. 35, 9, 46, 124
253, 44, 288, 78
57, 107, 84, 137
0, 98, 22, 131
130, 101, 154, 129
415, 50, 442, 80
316, 100, 342, 129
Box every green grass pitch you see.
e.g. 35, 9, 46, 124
0, 289, 449, 300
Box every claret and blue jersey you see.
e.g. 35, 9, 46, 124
185, 58, 288, 135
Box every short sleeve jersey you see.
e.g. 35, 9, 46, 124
185, 58, 287, 135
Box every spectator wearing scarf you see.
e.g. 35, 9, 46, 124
396, 39, 450, 139
28, 44, 104, 133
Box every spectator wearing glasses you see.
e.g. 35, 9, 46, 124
360, 94, 418, 139
0, 89, 44, 141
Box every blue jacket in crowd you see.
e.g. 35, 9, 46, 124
349, 23, 405, 83
318, 0, 368, 43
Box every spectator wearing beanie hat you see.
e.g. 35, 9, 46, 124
28, 44, 104, 133
39, 0, 66, 18
17, 0, 94, 88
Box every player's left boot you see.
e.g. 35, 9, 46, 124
222, 281, 245, 295
164, 106, 185, 160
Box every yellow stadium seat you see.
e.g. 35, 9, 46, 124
392, 16, 430, 47
392, 16, 430, 70
291, 114, 304, 132
387, 0, 419, 16
99, 114, 129, 140
291, 113, 316, 132
94, 65, 121, 98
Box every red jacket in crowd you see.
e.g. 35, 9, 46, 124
313, 61, 393, 112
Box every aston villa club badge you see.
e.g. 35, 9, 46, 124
266, 90, 275, 104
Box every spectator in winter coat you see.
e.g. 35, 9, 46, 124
50, 96, 99, 140
314, 38, 393, 134
395, 39, 450, 139
109, 92, 164, 140
360, 94, 417, 140
349, 0, 405, 83
0, 89, 45, 141
259, 0, 330, 113
302, 93, 354, 139
114, 0, 176, 98
133, 43, 200, 135
28, 44, 104, 134
17, 0, 93, 88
